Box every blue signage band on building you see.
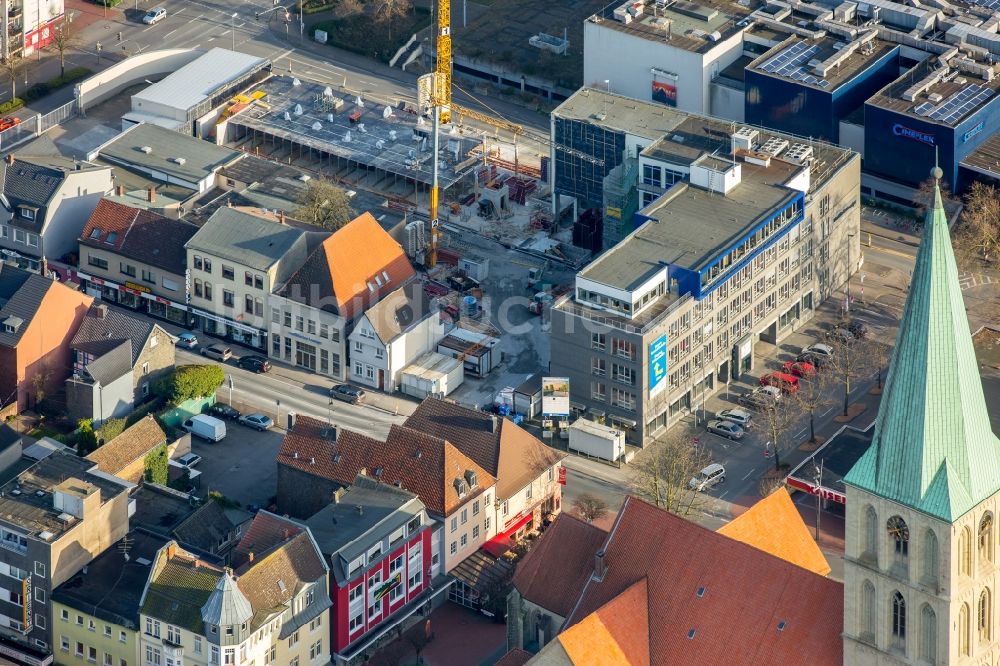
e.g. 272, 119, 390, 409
893, 123, 935, 146
649, 334, 668, 392
963, 122, 985, 143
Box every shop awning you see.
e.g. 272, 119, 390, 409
482, 512, 533, 557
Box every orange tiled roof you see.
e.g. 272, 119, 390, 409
717, 488, 832, 576
281, 212, 414, 320
566, 497, 843, 665
557, 578, 650, 666
277, 416, 495, 516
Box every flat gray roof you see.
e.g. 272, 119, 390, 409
552, 88, 684, 140
582, 159, 799, 289
132, 47, 269, 113
98, 123, 241, 185
588, 0, 747, 54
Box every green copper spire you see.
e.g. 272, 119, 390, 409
844, 169, 1000, 522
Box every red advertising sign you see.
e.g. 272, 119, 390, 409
786, 477, 846, 504
652, 78, 677, 107
558, 467, 567, 485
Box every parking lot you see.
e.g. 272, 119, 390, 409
187, 420, 284, 511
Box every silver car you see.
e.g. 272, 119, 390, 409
689, 463, 726, 491
201, 343, 232, 362
707, 420, 744, 440
717, 408, 753, 429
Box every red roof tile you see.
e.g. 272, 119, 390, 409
277, 416, 495, 516
493, 649, 533, 666
560, 497, 843, 665
232, 511, 305, 570
513, 513, 607, 618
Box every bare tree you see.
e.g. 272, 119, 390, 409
870, 339, 890, 391
829, 338, 873, 417
953, 181, 1000, 272
338, 0, 363, 16
571, 493, 608, 524
52, 21, 78, 77
629, 423, 710, 517
0, 55, 22, 100
293, 178, 355, 230
759, 396, 800, 472
792, 367, 834, 444
373, 0, 412, 40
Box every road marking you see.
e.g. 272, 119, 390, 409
795, 427, 807, 438
163, 29, 177, 37
742, 468, 757, 481
820, 407, 834, 417
718, 491, 729, 500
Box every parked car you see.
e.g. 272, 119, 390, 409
182, 414, 226, 442
201, 343, 232, 362
759, 372, 801, 395
716, 408, 753, 429
826, 327, 856, 345
737, 386, 782, 411
0, 117, 20, 132
847, 319, 869, 340
331, 384, 366, 404
707, 420, 744, 440
689, 463, 726, 491
238, 355, 271, 373
782, 360, 817, 378
176, 452, 202, 469
177, 332, 199, 349
802, 343, 835, 359
239, 413, 274, 431
143, 7, 166, 23
209, 403, 241, 420
796, 352, 830, 369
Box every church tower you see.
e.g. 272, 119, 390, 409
843, 169, 1000, 665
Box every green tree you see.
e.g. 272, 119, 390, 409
157, 365, 225, 404
143, 444, 168, 485
293, 179, 355, 230
96, 417, 127, 444
76, 419, 98, 456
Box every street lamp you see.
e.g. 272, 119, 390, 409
231, 12, 238, 51
227, 375, 234, 405
812, 460, 824, 541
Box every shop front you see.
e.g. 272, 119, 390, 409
77, 272, 189, 325
191, 308, 267, 351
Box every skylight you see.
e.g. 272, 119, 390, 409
89, 228, 101, 239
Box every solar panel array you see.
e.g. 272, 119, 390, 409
969, 0, 1000, 12
759, 42, 832, 88
925, 85, 994, 124
913, 102, 934, 116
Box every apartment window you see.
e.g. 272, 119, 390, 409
141, 269, 155, 284
450, 541, 457, 555
450, 516, 457, 532
375, 348, 384, 360
307, 319, 316, 335
76, 642, 83, 657
167, 625, 181, 644
19, 206, 35, 220
35, 613, 45, 629
591, 332, 606, 351
408, 570, 422, 590
283, 311, 292, 327
296, 316, 305, 332
193, 636, 202, 655
272, 334, 281, 355
194, 278, 204, 298
120, 632, 127, 644
309, 640, 322, 660
254, 275, 263, 289
642, 164, 662, 188
146, 618, 161, 638
0, 225, 6, 239
60, 636, 69, 651
88, 646, 97, 663
348, 613, 363, 633
611, 338, 635, 360
88, 255, 109, 270
473, 525, 480, 539
222, 265, 235, 280
224, 649, 235, 666
320, 349, 329, 374
526, 484, 533, 500
193, 256, 203, 270
223, 290, 235, 307
104, 654, 113, 666
349, 584, 364, 602
310, 616, 322, 632
289, 630, 300, 647
12, 228, 24, 244
591, 381, 606, 401
203, 258, 213, 273
211, 647, 220, 666
473, 500, 480, 516
204, 282, 213, 300
612, 363, 635, 385
502, 500, 509, 515
242, 294, 252, 314
120, 262, 136, 277
591, 357, 606, 376
103, 625, 111, 637
461, 508, 468, 525
77, 615, 84, 626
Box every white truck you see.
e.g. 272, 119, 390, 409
182, 414, 227, 442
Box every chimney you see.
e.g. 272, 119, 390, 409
193, 559, 202, 569
310, 457, 315, 465
248, 551, 254, 563
94, 304, 108, 319
4, 154, 12, 166
115, 184, 125, 196
282, 528, 291, 539
491, 415, 499, 433
147, 186, 156, 203
40, 257, 48, 278
593, 549, 607, 581
166, 543, 177, 560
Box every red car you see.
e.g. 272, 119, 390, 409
782, 360, 817, 378
759, 372, 801, 395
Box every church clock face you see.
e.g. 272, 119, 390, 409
887, 516, 909, 541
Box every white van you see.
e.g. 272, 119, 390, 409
182, 414, 226, 442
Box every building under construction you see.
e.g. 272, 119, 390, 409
224, 75, 482, 203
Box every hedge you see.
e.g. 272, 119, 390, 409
156, 364, 225, 405
0, 99, 23, 115
22, 67, 92, 103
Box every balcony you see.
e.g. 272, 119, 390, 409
6, 5, 20, 18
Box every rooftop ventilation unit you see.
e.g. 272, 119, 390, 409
760, 136, 790, 157
293, 104, 303, 116
312, 121, 322, 130
140, 146, 152, 154
783, 143, 814, 164
172, 157, 186, 165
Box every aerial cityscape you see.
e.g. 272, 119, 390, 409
0, 0, 991, 663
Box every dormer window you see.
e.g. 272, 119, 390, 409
88, 228, 101, 240
105, 232, 117, 245
464, 470, 478, 489
453, 478, 468, 498
18, 206, 35, 220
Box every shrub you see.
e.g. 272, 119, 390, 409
0, 98, 23, 115
156, 365, 225, 405
96, 417, 127, 444
208, 490, 241, 509
21, 68, 92, 103
143, 444, 168, 485
76, 419, 98, 456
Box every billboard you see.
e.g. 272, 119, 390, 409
542, 377, 570, 416
651, 72, 678, 108
648, 334, 667, 397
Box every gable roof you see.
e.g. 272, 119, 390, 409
79, 340, 133, 385
235, 531, 327, 618
187, 207, 312, 273
80, 199, 197, 273
173, 500, 239, 553
360, 282, 434, 345
843, 171, 1000, 522
85, 415, 167, 481
280, 212, 415, 320
404, 398, 566, 499
232, 511, 305, 570
513, 513, 608, 618
72, 304, 159, 365
717, 488, 831, 576
142, 551, 224, 633
553, 496, 842, 665
0, 156, 108, 229
555, 578, 650, 666
0, 263, 55, 347
277, 416, 495, 516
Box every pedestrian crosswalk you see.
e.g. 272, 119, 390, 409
959, 272, 998, 291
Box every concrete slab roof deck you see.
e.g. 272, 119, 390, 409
132, 47, 269, 113
588, 0, 749, 54
228, 76, 480, 189
748, 35, 898, 92
98, 124, 242, 186
552, 88, 684, 140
